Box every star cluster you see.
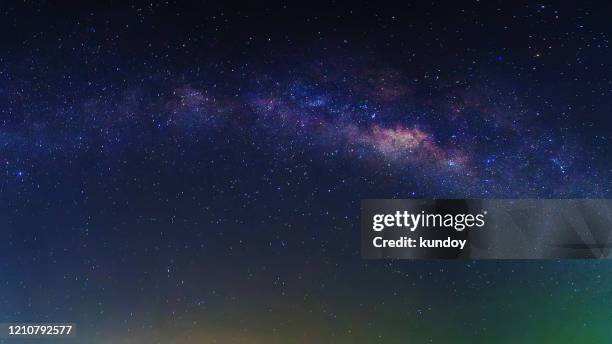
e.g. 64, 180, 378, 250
1, 1, 612, 343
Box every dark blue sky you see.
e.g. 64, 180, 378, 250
1, 1, 612, 342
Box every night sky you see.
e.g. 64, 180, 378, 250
2, 1, 612, 343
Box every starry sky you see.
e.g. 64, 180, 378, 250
1, 1, 612, 343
